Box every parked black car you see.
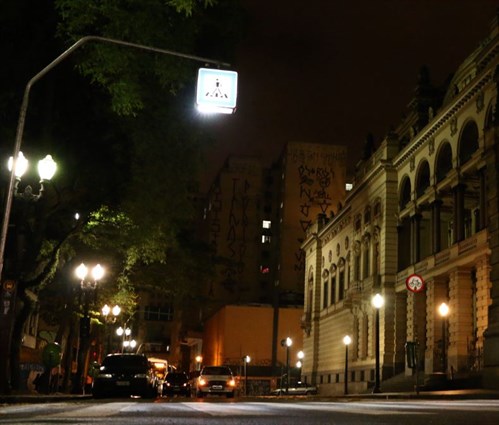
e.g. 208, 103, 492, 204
92, 353, 157, 399
162, 371, 191, 397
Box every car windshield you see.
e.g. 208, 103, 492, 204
166, 373, 188, 383
102, 355, 148, 368
202, 367, 232, 375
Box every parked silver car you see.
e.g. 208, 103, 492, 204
271, 381, 318, 396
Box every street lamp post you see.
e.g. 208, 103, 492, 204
74, 263, 105, 394
280, 337, 292, 395
343, 335, 352, 395
438, 302, 450, 374
0, 152, 57, 393
243, 355, 250, 396
372, 293, 385, 394
296, 350, 304, 381
101, 304, 121, 355
195, 355, 203, 371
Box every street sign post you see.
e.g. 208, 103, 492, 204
196, 68, 238, 114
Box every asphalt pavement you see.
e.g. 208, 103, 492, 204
1, 388, 499, 404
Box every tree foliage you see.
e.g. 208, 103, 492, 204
0, 0, 245, 390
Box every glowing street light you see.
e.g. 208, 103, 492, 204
243, 355, 251, 396
372, 293, 385, 393
343, 335, 352, 395
438, 302, 450, 374
280, 337, 292, 395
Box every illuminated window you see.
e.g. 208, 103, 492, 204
346, 183, 353, 191
260, 265, 270, 274
262, 220, 271, 229
262, 235, 271, 243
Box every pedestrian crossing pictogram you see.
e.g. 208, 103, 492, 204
196, 68, 238, 114
206, 79, 228, 99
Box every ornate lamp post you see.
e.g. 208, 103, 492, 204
438, 302, 450, 374
73, 263, 104, 394
343, 335, 352, 395
372, 293, 385, 393
280, 337, 292, 394
195, 355, 203, 371
243, 355, 251, 396
101, 304, 120, 354
0, 152, 56, 394
296, 350, 304, 380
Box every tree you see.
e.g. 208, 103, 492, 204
0, 0, 245, 392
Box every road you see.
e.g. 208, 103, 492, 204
2, 398, 499, 425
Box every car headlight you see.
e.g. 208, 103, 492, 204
228, 379, 236, 387
198, 378, 207, 386
97, 373, 113, 379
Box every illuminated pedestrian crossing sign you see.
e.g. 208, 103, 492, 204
196, 68, 238, 114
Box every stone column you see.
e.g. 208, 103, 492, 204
425, 276, 448, 374
453, 184, 466, 243
447, 268, 474, 373
394, 291, 408, 375
405, 291, 426, 375
475, 255, 491, 369
410, 213, 422, 264
479, 168, 487, 230
431, 200, 442, 253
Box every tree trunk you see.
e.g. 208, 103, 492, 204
10, 287, 35, 391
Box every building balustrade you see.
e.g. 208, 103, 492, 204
397, 228, 489, 281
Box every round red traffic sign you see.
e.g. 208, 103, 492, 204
406, 274, 425, 293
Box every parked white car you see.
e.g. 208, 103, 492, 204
271, 381, 318, 396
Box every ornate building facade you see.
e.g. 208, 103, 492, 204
301, 14, 499, 394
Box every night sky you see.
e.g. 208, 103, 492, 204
199, 0, 498, 191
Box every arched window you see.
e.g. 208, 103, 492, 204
362, 234, 371, 278
399, 176, 411, 209
306, 269, 314, 318
458, 120, 479, 166
338, 258, 346, 301
330, 265, 337, 305
353, 241, 361, 280
415, 160, 430, 198
322, 269, 329, 309
436, 142, 453, 182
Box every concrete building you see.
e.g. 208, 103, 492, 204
203, 144, 347, 311
201, 304, 303, 394
200, 144, 346, 374
301, 14, 499, 394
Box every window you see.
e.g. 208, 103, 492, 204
262, 220, 271, 229
261, 235, 271, 243
338, 268, 345, 301
364, 206, 371, 225
260, 265, 270, 274
331, 275, 336, 305
144, 305, 174, 321
323, 277, 329, 309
